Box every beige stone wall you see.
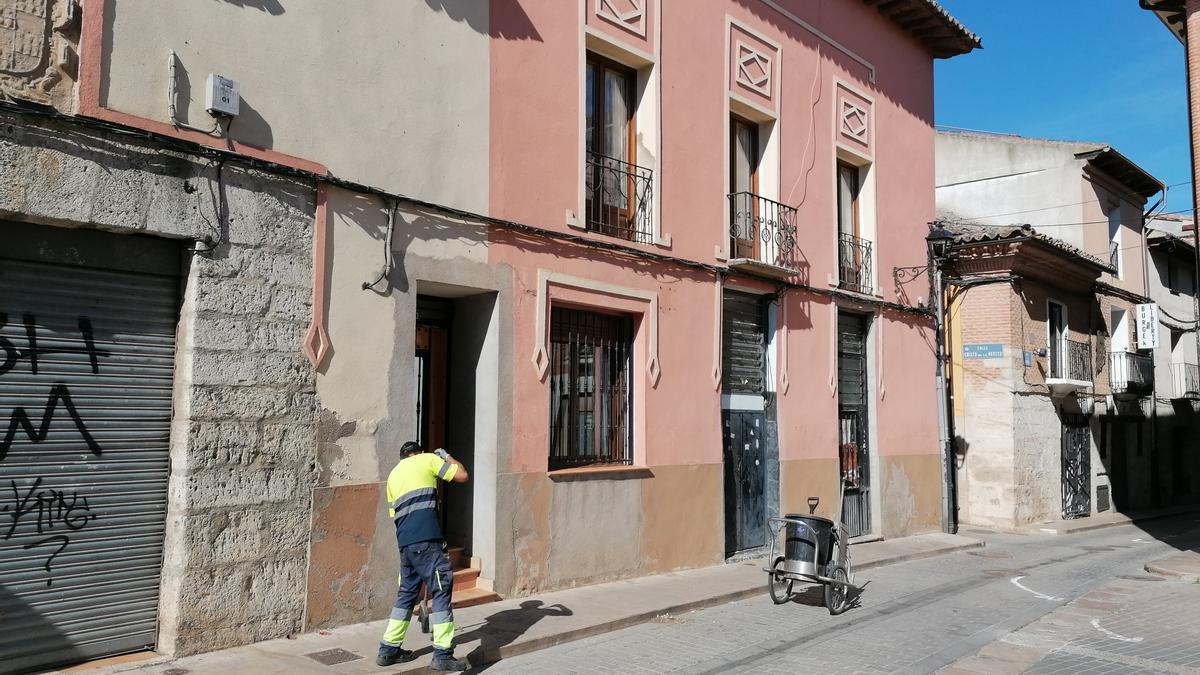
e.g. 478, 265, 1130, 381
0, 0, 78, 109
950, 282, 1018, 527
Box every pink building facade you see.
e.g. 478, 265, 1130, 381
487, 0, 978, 593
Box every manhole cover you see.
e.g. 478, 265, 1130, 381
1117, 574, 1166, 582
983, 569, 1026, 577
304, 648, 363, 666
968, 551, 1013, 560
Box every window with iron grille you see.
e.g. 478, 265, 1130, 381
549, 307, 634, 469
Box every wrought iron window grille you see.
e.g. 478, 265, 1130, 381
838, 232, 873, 295
727, 191, 799, 269
584, 151, 654, 244
548, 307, 634, 470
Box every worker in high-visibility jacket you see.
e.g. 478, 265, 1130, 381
376, 441, 470, 671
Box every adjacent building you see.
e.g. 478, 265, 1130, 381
0, 0, 978, 669
936, 131, 1200, 529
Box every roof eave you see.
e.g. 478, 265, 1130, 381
861, 0, 982, 59
1140, 0, 1187, 43
1075, 146, 1165, 200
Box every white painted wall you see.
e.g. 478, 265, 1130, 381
935, 133, 1087, 250
104, 0, 491, 212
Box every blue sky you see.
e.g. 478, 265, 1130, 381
934, 1, 1194, 214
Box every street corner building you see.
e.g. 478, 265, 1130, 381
0, 0, 977, 670
935, 131, 1200, 531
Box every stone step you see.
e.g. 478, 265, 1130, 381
451, 586, 501, 610
453, 567, 480, 592
447, 546, 466, 569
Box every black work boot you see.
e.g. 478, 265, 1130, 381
376, 644, 416, 667
430, 654, 469, 671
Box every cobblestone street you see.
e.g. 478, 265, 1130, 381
478, 515, 1200, 674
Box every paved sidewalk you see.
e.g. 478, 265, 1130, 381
942, 574, 1200, 674
1146, 550, 1200, 583
1022, 505, 1200, 536
65, 532, 981, 675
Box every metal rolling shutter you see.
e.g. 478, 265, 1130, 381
722, 290, 766, 394
0, 224, 180, 673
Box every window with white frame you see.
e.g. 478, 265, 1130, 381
1108, 204, 1122, 278
584, 52, 653, 245
1048, 300, 1067, 379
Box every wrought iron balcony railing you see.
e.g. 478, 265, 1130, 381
1109, 350, 1153, 395
585, 151, 654, 244
727, 192, 799, 269
1050, 338, 1092, 383
1172, 362, 1200, 400
838, 233, 873, 295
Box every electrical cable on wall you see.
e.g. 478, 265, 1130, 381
192, 159, 226, 254
0, 98, 933, 317
363, 198, 398, 291
168, 50, 223, 137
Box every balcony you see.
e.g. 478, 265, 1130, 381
727, 191, 800, 278
838, 233, 873, 295
1109, 351, 1153, 398
584, 151, 654, 244
1047, 338, 1092, 396
1172, 362, 1200, 400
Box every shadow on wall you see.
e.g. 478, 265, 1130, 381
426, 0, 543, 41
0, 583, 85, 673
169, 55, 276, 151
212, 0, 284, 15
330, 194, 490, 299
729, 0, 934, 126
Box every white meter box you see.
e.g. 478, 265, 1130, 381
205, 74, 240, 117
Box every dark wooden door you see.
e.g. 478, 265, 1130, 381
723, 410, 766, 555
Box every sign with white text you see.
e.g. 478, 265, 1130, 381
1136, 303, 1159, 350
963, 343, 1004, 360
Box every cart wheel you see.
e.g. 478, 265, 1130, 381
824, 565, 850, 615
768, 557, 793, 605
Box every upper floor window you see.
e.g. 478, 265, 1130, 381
548, 307, 633, 469
837, 161, 872, 294
1108, 205, 1123, 278
584, 53, 653, 243
1048, 300, 1067, 378
729, 116, 760, 259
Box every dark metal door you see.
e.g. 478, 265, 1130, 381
1062, 418, 1091, 519
723, 410, 765, 555
722, 290, 765, 394
0, 225, 180, 672
838, 313, 871, 537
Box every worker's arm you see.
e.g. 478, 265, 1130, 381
434, 449, 470, 483
446, 455, 469, 483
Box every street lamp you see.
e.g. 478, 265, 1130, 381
926, 224, 955, 261
926, 223, 957, 534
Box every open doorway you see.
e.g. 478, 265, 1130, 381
414, 290, 500, 603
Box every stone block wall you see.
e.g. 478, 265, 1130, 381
0, 109, 320, 655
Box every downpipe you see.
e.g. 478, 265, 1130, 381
933, 264, 958, 534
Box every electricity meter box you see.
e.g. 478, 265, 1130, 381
205, 74, 240, 117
